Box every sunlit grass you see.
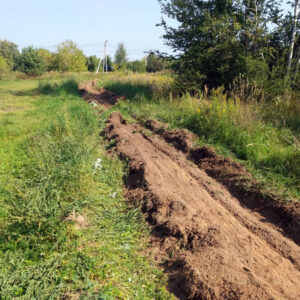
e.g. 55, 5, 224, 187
101, 77, 299, 201
0, 79, 172, 299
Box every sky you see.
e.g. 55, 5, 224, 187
0, 0, 294, 61
0, 0, 174, 60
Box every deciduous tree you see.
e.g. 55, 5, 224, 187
0, 40, 19, 70
55, 40, 87, 72
114, 43, 128, 68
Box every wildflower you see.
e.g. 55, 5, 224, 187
198, 108, 201, 113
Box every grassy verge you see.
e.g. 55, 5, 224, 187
0, 79, 172, 299
99, 75, 300, 201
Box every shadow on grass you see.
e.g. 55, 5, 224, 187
6, 79, 80, 99
104, 82, 153, 100
38, 79, 79, 97
9, 89, 40, 97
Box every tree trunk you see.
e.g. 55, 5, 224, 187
287, 0, 299, 81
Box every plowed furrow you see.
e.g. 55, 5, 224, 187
106, 112, 300, 300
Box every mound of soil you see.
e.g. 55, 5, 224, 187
79, 80, 125, 108
146, 119, 300, 245
106, 112, 300, 300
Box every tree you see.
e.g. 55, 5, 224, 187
15, 47, 47, 76
114, 43, 128, 68
55, 40, 87, 72
0, 55, 9, 73
158, 0, 247, 90
86, 55, 99, 72
93, 55, 114, 72
146, 53, 164, 73
37, 49, 55, 71
158, 0, 284, 92
127, 59, 146, 73
0, 40, 19, 70
286, 0, 299, 81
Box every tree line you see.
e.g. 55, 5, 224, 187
158, 0, 300, 96
0, 40, 166, 76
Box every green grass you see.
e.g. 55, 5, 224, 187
0, 79, 172, 299
101, 80, 300, 201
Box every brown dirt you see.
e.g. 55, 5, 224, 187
145, 119, 300, 246
65, 211, 90, 230
105, 112, 300, 300
79, 80, 125, 108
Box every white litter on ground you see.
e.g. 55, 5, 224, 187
90, 101, 98, 107
94, 158, 102, 169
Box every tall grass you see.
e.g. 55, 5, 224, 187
104, 79, 300, 200
0, 102, 97, 298
0, 79, 171, 299
38, 78, 79, 96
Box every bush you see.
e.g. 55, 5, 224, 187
37, 48, 55, 71
54, 40, 87, 72
127, 60, 146, 73
146, 53, 165, 73
0, 40, 19, 70
86, 55, 98, 72
15, 47, 47, 76
0, 55, 9, 73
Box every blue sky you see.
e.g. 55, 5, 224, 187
0, 0, 172, 60
0, 0, 293, 61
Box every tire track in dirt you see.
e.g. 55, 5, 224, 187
80, 82, 300, 299
105, 112, 300, 300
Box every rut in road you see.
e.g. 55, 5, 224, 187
105, 111, 300, 300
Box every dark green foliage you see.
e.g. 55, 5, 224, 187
146, 53, 165, 73
127, 60, 146, 73
86, 55, 99, 72
0, 40, 19, 70
15, 47, 47, 76
158, 0, 300, 95
98, 55, 114, 72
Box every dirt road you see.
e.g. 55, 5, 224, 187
81, 81, 300, 300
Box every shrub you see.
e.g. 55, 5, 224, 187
55, 40, 87, 72
0, 55, 9, 73
0, 40, 19, 70
15, 47, 47, 76
127, 60, 146, 73
146, 53, 165, 73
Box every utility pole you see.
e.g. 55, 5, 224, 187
103, 40, 107, 73
96, 40, 108, 74
105, 44, 108, 74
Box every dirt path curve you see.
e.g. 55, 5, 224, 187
79, 79, 125, 108
80, 82, 300, 299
